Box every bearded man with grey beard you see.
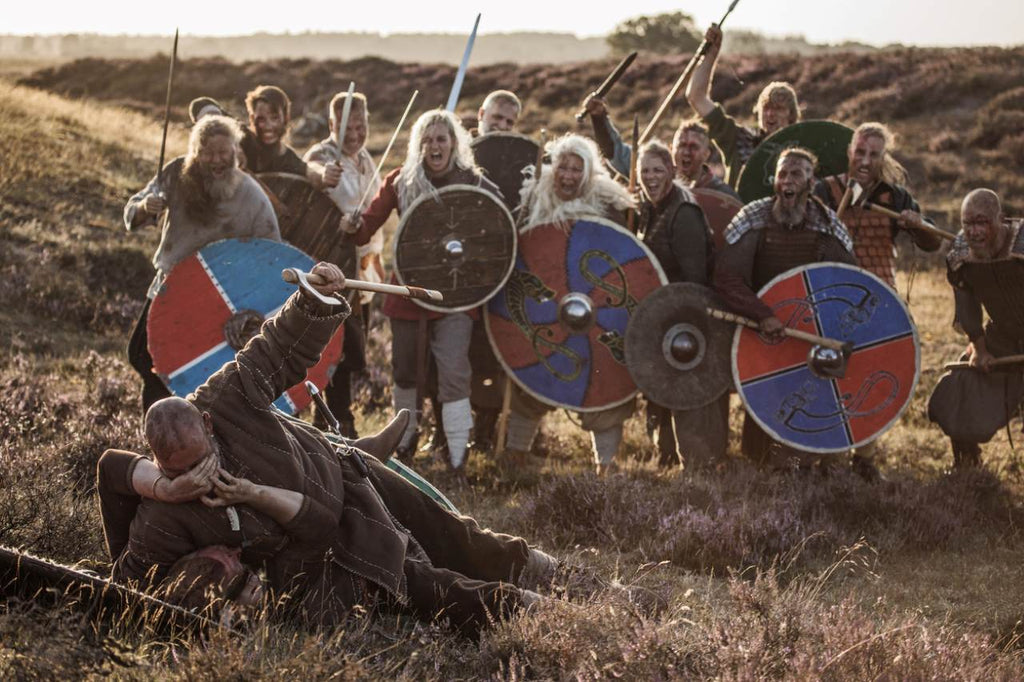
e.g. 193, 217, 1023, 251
123, 115, 280, 412
713, 148, 856, 467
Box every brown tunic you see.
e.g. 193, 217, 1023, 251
113, 293, 412, 604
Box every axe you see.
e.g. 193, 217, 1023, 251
849, 181, 956, 241
282, 268, 443, 304
707, 307, 852, 378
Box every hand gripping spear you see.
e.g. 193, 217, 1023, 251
639, 0, 740, 146
156, 28, 179, 190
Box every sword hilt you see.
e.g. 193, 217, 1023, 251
305, 381, 369, 478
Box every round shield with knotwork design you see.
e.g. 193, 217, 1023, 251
625, 283, 733, 411
693, 188, 744, 250
485, 217, 667, 412
393, 185, 517, 313
147, 238, 344, 415
731, 262, 919, 453
257, 172, 357, 276
736, 121, 854, 203
470, 132, 540, 210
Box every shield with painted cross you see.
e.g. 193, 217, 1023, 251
485, 217, 667, 411
147, 238, 344, 415
731, 262, 919, 452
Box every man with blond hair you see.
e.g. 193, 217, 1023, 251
123, 115, 280, 412
814, 121, 942, 287
302, 90, 383, 437
686, 24, 801, 188
929, 189, 1024, 469
477, 90, 522, 135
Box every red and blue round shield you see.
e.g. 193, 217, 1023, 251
731, 263, 919, 452
147, 238, 344, 415
485, 217, 667, 411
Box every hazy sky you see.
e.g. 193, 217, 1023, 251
6, 1, 1022, 47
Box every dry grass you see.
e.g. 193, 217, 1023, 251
3, 68, 1024, 679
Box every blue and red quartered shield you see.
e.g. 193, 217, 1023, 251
731, 262, 919, 453
485, 217, 667, 412
147, 238, 344, 415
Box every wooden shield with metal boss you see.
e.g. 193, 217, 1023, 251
393, 185, 517, 313
257, 172, 357, 276
147, 238, 344, 415
625, 282, 733, 411
485, 217, 667, 412
731, 262, 919, 453
736, 121, 854, 203
470, 132, 540, 210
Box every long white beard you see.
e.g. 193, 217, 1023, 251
206, 168, 243, 202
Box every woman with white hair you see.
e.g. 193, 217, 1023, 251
343, 109, 499, 470
506, 133, 637, 475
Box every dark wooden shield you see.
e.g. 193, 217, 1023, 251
732, 263, 919, 453
257, 172, 357, 276
736, 121, 854, 204
394, 185, 517, 313
625, 282, 733, 411
693, 188, 744, 250
470, 132, 540, 210
485, 217, 667, 412
148, 238, 344, 415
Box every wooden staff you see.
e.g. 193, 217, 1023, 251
626, 115, 639, 233
836, 180, 854, 221
574, 51, 638, 123
282, 268, 443, 302
707, 308, 848, 351
943, 354, 1024, 371
859, 201, 957, 241
639, 0, 741, 145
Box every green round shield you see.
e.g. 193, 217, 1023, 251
737, 121, 854, 204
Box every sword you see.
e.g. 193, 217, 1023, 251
639, 0, 741, 145
156, 28, 179, 189
336, 81, 356, 151
574, 51, 637, 123
351, 89, 419, 219
305, 381, 370, 478
446, 13, 481, 112
282, 268, 443, 303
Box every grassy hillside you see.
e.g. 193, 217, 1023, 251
2, 65, 1024, 678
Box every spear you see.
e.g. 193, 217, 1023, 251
156, 28, 179, 188
639, 0, 740, 145
626, 114, 639, 233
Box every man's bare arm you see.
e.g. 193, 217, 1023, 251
685, 24, 723, 118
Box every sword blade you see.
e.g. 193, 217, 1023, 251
157, 28, 178, 187
574, 51, 638, 122
446, 13, 481, 112
352, 89, 419, 218
337, 81, 356, 149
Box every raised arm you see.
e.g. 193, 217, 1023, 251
584, 96, 631, 177
194, 262, 350, 409
686, 25, 723, 118
123, 158, 181, 231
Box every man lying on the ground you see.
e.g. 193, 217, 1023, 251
97, 262, 558, 637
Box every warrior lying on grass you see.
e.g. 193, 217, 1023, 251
97, 262, 560, 637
